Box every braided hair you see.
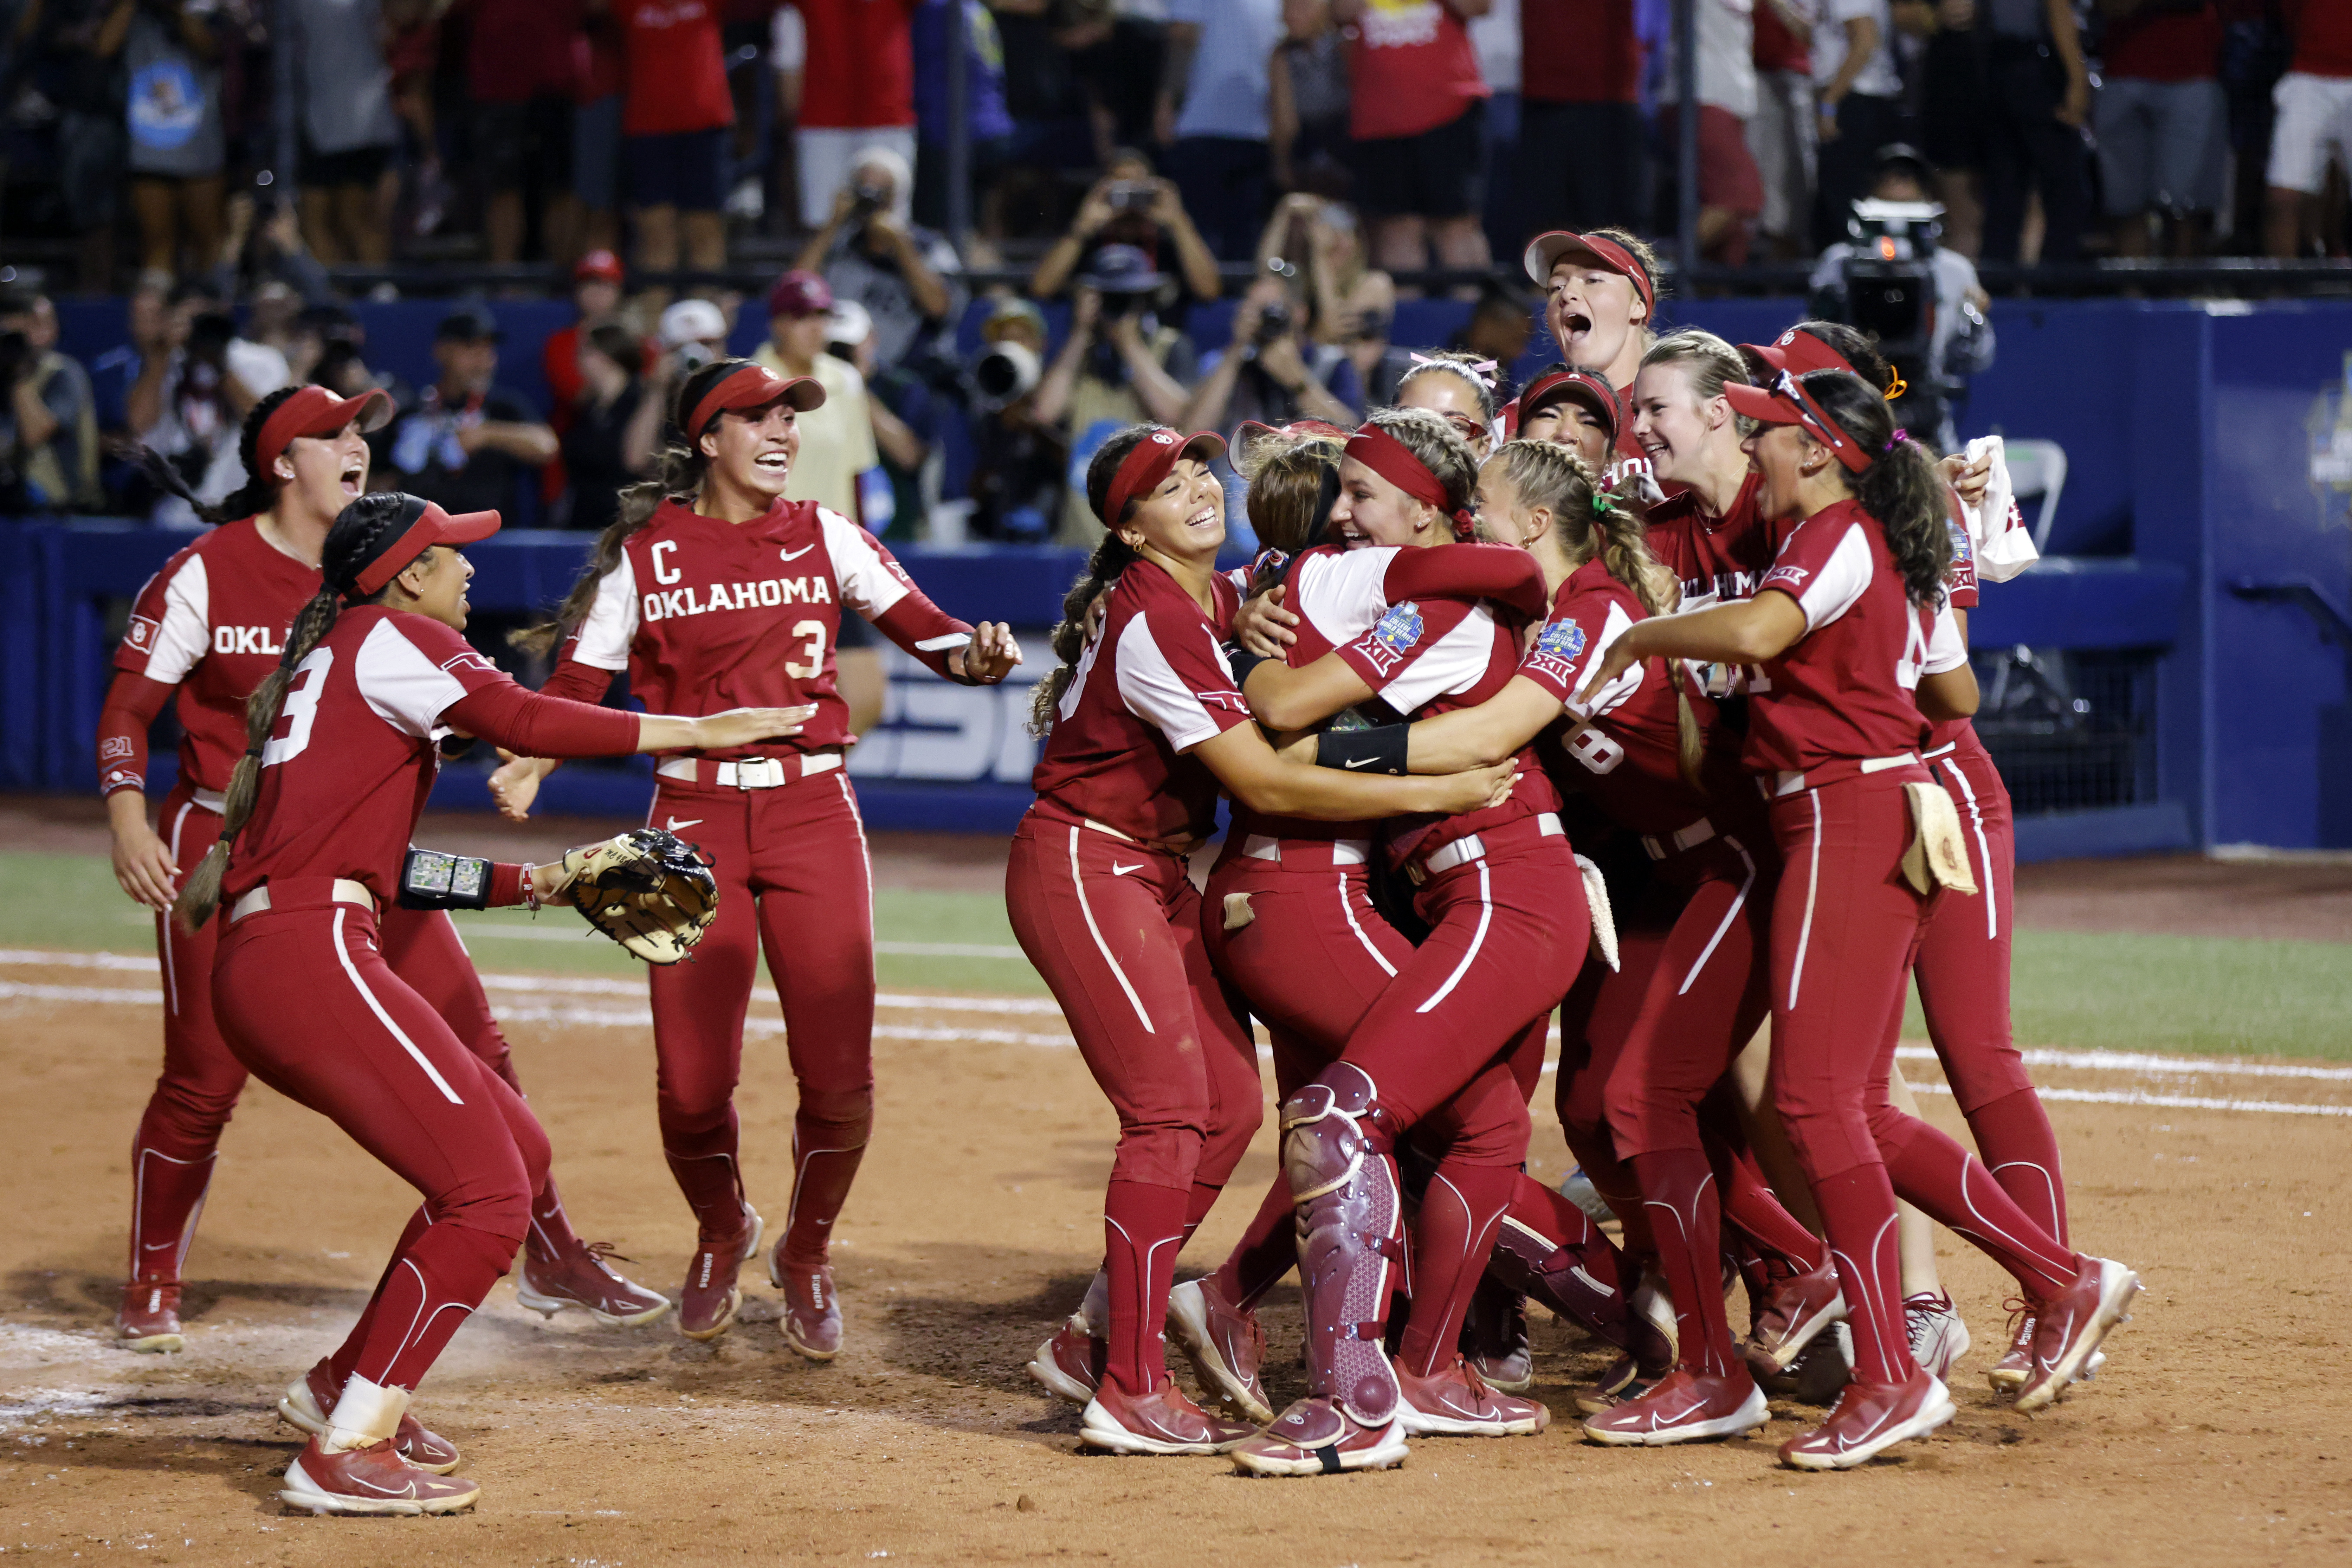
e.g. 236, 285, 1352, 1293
1396, 349, 1501, 424
1027, 425, 1159, 737
172, 492, 423, 930
135, 384, 307, 527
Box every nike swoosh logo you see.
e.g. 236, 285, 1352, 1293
353, 1476, 415, 1496
1342, 756, 1376, 769
142, 1240, 176, 1251
779, 544, 815, 562
1110, 863, 1145, 877
665, 818, 702, 831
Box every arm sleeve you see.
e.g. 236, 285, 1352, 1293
1517, 598, 1646, 718
1381, 543, 1549, 621
822, 509, 978, 679
1757, 516, 1874, 631
116, 548, 212, 684
1114, 610, 1255, 753
1922, 600, 1970, 676
539, 658, 617, 706
443, 682, 645, 758
564, 553, 638, 671
1333, 597, 1481, 699
97, 670, 175, 798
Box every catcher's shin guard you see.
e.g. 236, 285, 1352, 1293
1486, 1215, 1650, 1356
1283, 1063, 1405, 1429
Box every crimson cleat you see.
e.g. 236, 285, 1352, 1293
1745, 1261, 1847, 1374
1230, 1397, 1410, 1476
1395, 1356, 1549, 1437
1574, 1354, 1659, 1416
1026, 1314, 1104, 1406
1778, 1367, 1955, 1470
678, 1207, 762, 1343
116, 1281, 183, 1354
1078, 1379, 1256, 1456
1460, 1276, 1534, 1393
1903, 1292, 1971, 1381
2013, 1257, 2139, 1414
517, 1242, 671, 1328
279, 1435, 479, 1516
1166, 1277, 1272, 1424
1583, 1366, 1770, 1446
277, 1359, 460, 1475
773, 1259, 843, 1362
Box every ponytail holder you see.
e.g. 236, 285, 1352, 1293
244, 746, 264, 759
1883, 374, 1908, 401
1590, 490, 1617, 518
1884, 430, 1911, 452
1250, 547, 1290, 577
1451, 508, 1478, 542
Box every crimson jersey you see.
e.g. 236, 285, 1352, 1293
1646, 472, 1779, 608
1029, 563, 1249, 845
1744, 500, 1968, 777
224, 609, 514, 905
112, 518, 322, 795
557, 497, 971, 757
1516, 559, 1745, 837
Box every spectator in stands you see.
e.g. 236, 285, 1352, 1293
1810, 0, 1906, 250
965, 298, 1065, 540
1058, 0, 1167, 155
20, 0, 133, 290
286, 0, 399, 265
288, 305, 399, 406
794, 146, 964, 370
469, 0, 582, 265
1029, 148, 1224, 303
659, 296, 733, 370
1519, 0, 1645, 236
128, 280, 290, 524
786, 0, 919, 233
1161, 0, 1284, 261
1181, 261, 1361, 443
1336, 0, 1493, 275
1449, 279, 1534, 374
2097, 1, 2227, 258
753, 269, 878, 524
1658, 0, 1765, 265
1033, 244, 1198, 541
1750, 0, 1817, 261
1272, 0, 1355, 199
571, 4, 626, 257
2263, 0, 2352, 258
1255, 195, 1399, 405
1915, 0, 1989, 257
829, 298, 938, 539
543, 251, 633, 420
382, 304, 559, 519
614, 0, 732, 288
559, 323, 660, 530
120, 0, 228, 279
0, 288, 99, 510
1470, 0, 1523, 258
911, 0, 1015, 233
1976, 0, 2093, 264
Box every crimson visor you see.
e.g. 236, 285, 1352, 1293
1522, 230, 1656, 315
682, 363, 825, 442
1742, 326, 1856, 378
1516, 368, 1621, 442
1724, 370, 1874, 475
347, 496, 503, 596
254, 384, 393, 476
1102, 428, 1225, 525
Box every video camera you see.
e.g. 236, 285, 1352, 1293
1835, 199, 1941, 362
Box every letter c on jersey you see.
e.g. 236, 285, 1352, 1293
651, 540, 682, 586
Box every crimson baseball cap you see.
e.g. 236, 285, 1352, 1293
680, 361, 825, 443
254, 384, 393, 477
1516, 368, 1620, 443
1724, 370, 1875, 475
1101, 427, 1225, 524
344, 494, 502, 597
767, 269, 835, 318
1523, 231, 1656, 315
574, 249, 625, 285
1742, 325, 1857, 378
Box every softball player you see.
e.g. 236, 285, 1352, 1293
174, 490, 806, 1514
101, 386, 665, 1356
1520, 228, 1663, 477
1577, 368, 2139, 1468
1629, 330, 1777, 607
496, 358, 1022, 1356
1395, 350, 1503, 460
1009, 423, 1515, 1457
1512, 365, 1621, 470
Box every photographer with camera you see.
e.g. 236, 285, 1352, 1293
127, 279, 290, 525
1032, 245, 1199, 543
1179, 260, 1361, 446
965, 298, 1066, 542
0, 287, 100, 510
793, 147, 965, 373
1028, 148, 1224, 306
1809, 144, 1994, 450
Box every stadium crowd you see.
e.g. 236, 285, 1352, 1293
1, 0, 2346, 534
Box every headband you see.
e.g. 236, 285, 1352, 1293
1345, 423, 1476, 541
1408, 351, 1498, 388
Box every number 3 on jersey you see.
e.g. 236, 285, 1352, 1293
261, 648, 333, 766
785, 619, 826, 680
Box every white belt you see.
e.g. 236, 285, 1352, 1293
1420, 812, 1563, 879
1242, 834, 1369, 866
1771, 753, 1920, 798
1641, 817, 1717, 860
229, 877, 374, 923
656, 753, 840, 790
192, 786, 227, 813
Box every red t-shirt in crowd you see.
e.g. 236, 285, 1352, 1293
1348, 0, 1490, 141
1523, 0, 1641, 104
1029, 562, 1249, 847
115, 518, 323, 795
467, 0, 584, 103
2290, 0, 2352, 76
574, 12, 624, 103
793, 0, 918, 130
2106, 1, 2222, 82
617, 0, 736, 136
1751, 0, 1809, 74
1743, 499, 1967, 777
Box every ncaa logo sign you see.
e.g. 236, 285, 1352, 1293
1535, 620, 1587, 662
1360, 601, 1424, 676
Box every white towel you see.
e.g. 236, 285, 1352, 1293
1963, 434, 2040, 583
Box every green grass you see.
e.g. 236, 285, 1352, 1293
6, 851, 2342, 1055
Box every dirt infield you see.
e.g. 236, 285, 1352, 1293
3, 939, 2349, 1568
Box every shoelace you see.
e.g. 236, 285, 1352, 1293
1904, 1296, 1947, 1359
580, 1240, 639, 1277
2001, 1294, 2033, 1346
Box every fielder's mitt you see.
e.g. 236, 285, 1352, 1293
561, 828, 717, 965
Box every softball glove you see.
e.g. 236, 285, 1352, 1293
561, 828, 718, 965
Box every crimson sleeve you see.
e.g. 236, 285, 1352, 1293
443, 683, 642, 759
489, 861, 529, 907
871, 595, 979, 682
97, 670, 175, 798
1382, 543, 1549, 622
539, 658, 617, 705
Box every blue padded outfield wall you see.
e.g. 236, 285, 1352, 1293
13, 296, 2352, 854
